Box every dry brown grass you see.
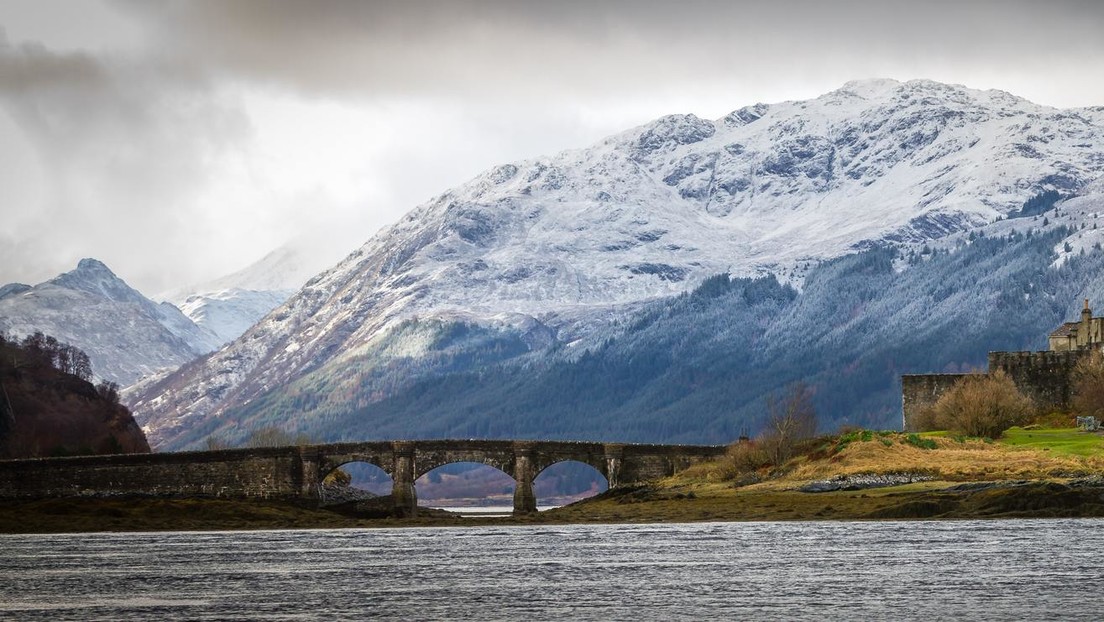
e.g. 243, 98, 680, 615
786, 434, 1104, 482
675, 431, 1104, 490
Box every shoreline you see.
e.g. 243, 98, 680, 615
3, 478, 1104, 533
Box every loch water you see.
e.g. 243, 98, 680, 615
2, 519, 1102, 620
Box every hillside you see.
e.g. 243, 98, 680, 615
128, 79, 1104, 449
193, 213, 1104, 447
0, 334, 150, 458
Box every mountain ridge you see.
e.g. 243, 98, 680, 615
0, 259, 220, 386
128, 79, 1104, 448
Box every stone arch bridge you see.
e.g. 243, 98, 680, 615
0, 439, 726, 516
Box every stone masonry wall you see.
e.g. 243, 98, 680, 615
901, 373, 968, 431
902, 350, 1090, 431
0, 446, 308, 500
988, 350, 1087, 411
0, 440, 728, 504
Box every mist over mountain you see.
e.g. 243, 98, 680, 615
161, 240, 353, 346
0, 259, 220, 386
125, 79, 1104, 449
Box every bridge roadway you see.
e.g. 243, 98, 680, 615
0, 439, 726, 516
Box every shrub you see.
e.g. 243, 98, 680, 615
323, 468, 352, 487
725, 441, 769, 473
1072, 349, 1104, 418
925, 370, 1036, 438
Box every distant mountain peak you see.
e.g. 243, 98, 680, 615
76, 257, 112, 272
836, 77, 905, 97
0, 260, 220, 386
48, 258, 139, 304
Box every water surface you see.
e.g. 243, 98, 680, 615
2, 519, 1101, 620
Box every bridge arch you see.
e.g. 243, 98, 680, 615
415, 461, 517, 509
533, 460, 609, 507
317, 452, 394, 482
320, 460, 393, 497
412, 448, 516, 480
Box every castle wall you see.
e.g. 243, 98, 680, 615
901, 373, 968, 431
988, 350, 1087, 411
901, 350, 1090, 432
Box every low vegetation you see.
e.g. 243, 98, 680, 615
911, 370, 1036, 437
682, 424, 1104, 487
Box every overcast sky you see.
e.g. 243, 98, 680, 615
2, 0, 1103, 296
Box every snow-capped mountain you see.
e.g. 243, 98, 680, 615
161, 241, 350, 345
0, 259, 221, 386
130, 79, 1104, 448
168, 288, 293, 347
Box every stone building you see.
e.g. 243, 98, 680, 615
1048, 300, 1104, 352
902, 301, 1100, 430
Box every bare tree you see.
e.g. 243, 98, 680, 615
760, 382, 817, 466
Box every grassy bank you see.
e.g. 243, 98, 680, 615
545, 427, 1104, 523
3, 428, 1104, 532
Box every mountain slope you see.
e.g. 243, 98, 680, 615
161, 240, 354, 346
0, 259, 220, 386
171, 288, 292, 347
197, 212, 1104, 447
130, 79, 1104, 449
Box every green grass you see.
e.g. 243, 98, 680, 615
903, 433, 938, 450
1001, 427, 1104, 457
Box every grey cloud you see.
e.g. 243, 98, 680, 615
115, 0, 1104, 104
0, 36, 254, 293
3, 0, 1104, 295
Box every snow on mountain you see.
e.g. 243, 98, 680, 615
172, 288, 294, 347
130, 79, 1104, 448
0, 259, 221, 386
161, 240, 351, 345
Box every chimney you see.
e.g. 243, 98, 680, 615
1083, 299, 1093, 345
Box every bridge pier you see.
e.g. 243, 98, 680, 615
298, 447, 321, 499
391, 441, 417, 518
512, 442, 537, 515
604, 444, 624, 488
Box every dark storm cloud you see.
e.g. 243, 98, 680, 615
0, 32, 252, 292
118, 0, 1104, 104
3, 0, 1103, 294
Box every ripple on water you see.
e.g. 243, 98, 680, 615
2, 519, 1104, 621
